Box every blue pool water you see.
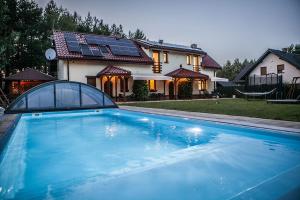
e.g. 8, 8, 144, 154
0, 109, 300, 199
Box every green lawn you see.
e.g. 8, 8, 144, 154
122, 99, 300, 122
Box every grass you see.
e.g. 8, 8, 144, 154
122, 99, 300, 122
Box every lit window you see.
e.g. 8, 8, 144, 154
277, 64, 284, 74
198, 80, 207, 91
163, 52, 168, 63
193, 56, 200, 72
260, 67, 267, 75
187, 55, 191, 65
148, 80, 156, 92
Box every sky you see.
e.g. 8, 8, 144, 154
37, 0, 300, 65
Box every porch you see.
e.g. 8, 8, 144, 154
87, 65, 212, 102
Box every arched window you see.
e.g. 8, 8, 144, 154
5, 81, 118, 114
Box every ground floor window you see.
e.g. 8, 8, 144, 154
86, 77, 96, 87
120, 77, 129, 92
198, 80, 207, 91
148, 80, 156, 92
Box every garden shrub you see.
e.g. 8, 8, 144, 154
132, 80, 149, 100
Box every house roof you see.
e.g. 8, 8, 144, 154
4, 68, 56, 81
53, 31, 153, 64
165, 67, 209, 79
234, 49, 300, 82
96, 65, 131, 77
136, 40, 206, 55
201, 54, 222, 69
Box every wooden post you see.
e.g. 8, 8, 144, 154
174, 78, 177, 100
163, 80, 166, 96
115, 76, 117, 101
123, 76, 126, 101
107, 76, 111, 97
100, 77, 103, 91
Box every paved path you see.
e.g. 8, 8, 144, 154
120, 106, 300, 134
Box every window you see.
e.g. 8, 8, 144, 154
260, 67, 267, 75
198, 80, 207, 91
163, 52, 168, 63
120, 77, 129, 92
193, 56, 200, 72
187, 55, 191, 65
277, 64, 284, 74
148, 80, 156, 92
152, 51, 161, 73
87, 76, 96, 87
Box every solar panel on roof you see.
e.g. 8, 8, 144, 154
66, 41, 81, 53
80, 44, 94, 56
99, 46, 109, 54
64, 33, 77, 42
91, 48, 103, 57
110, 45, 140, 57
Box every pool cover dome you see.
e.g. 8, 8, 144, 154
5, 80, 118, 114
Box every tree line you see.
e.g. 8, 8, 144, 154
0, 0, 147, 77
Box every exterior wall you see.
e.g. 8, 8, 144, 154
249, 53, 300, 83
59, 59, 152, 97
57, 48, 218, 98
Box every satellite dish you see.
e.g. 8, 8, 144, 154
45, 48, 56, 61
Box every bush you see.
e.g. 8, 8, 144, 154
178, 81, 193, 99
132, 80, 149, 100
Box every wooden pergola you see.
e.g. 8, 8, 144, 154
165, 67, 209, 99
96, 65, 131, 101
4, 68, 56, 98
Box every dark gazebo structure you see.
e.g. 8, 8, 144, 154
165, 67, 209, 99
4, 68, 56, 98
96, 65, 131, 100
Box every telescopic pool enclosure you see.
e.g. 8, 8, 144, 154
5, 80, 118, 114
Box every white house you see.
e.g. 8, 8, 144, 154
53, 31, 221, 100
234, 49, 300, 84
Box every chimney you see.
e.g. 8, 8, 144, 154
191, 43, 197, 48
158, 39, 163, 44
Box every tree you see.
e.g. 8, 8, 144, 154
0, 0, 148, 77
282, 44, 300, 54
129, 29, 146, 40
132, 80, 149, 100
217, 58, 255, 81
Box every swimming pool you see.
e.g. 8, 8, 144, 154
0, 109, 300, 199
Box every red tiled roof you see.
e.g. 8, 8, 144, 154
165, 67, 209, 79
201, 54, 221, 69
4, 68, 56, 81
96, 65, 131, 77
53, 31, 153, 65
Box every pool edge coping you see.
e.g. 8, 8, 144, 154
119, 106, 300, 135
0, 114, 21, 155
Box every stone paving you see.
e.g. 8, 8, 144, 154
120, 106, 300, 134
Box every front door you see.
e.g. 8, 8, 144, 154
104, 80, 113, 97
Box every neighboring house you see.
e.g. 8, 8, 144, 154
53, 31, 221, 99
234, 49, 300, 84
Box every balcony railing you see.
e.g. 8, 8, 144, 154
152, 62, 162, 73
193, 65, 200, 72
